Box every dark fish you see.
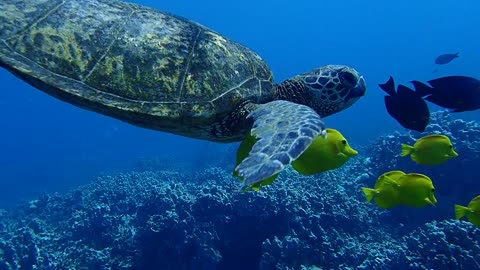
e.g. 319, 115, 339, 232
379, 76, 430, 132
435, 53, 459, 65
411, 76, 480, 112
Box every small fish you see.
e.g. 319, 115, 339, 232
455, 195, 480, 227
394, 173, 437, 207
411, 76, 480, 112
401, 134, 458, 165
379, 76, 430, 132
292, 128, 358, 175
235, 128, 358, 191
234, 132, 279, 192
362, 172, 437, 208
433, 53, 459, 72
361, 170, 406, 209
435, 53, 459, 65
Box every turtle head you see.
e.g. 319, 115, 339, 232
275, 65, 366, 117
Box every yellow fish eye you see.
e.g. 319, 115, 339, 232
431, 188, 435, 192
449, 145, 453, 148
341, 140, 347, 145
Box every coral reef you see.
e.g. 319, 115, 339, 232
0, 111, 479, 269
401, 220, 480, 269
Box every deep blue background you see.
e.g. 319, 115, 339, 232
0, 0, 479, 206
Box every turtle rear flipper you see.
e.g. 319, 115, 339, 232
235, 100, 326, 186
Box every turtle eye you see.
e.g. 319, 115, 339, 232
340, 71, 356, 87
341, 139, 347, 145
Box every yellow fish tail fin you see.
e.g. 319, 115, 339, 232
361, 187, 378, 203
241, 185, 260, 192
401, 144, 414, 157
454, 204, 470, 220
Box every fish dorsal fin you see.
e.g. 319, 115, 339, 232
410, 80, 432, 98
420, 134, 447, 141
378, 76, 396, 96
384, 171, 406, 181
469, 195, 480, 208
396, 84, 415, 96
385, 170, 405, 176
404, 173, 431, 183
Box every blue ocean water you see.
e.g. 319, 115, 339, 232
1, 0, 479, 206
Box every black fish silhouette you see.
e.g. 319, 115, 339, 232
379, 76, 430, 132
411, 76, 480, 112
433, 53, 459, 73
435, 53, 459, 65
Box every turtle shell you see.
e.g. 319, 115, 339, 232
0, 0, 274, 140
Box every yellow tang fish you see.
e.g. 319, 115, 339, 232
362, 172, 437, 208
362, 170, 406, 208
292, 128, 358, 175
234, 132, 278, 192
395, 173, 437, 207
455, 195, 480, 227
234, 128, 358, 191
401, 134, 458, 165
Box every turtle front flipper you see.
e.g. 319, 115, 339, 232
235, 100, 326, 186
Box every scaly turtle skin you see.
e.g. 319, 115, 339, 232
0, 0, 367, 185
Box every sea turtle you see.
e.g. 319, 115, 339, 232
0, 0, 366, 185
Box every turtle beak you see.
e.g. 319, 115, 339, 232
352, 76, 367, 97
345, 75, 366, 107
